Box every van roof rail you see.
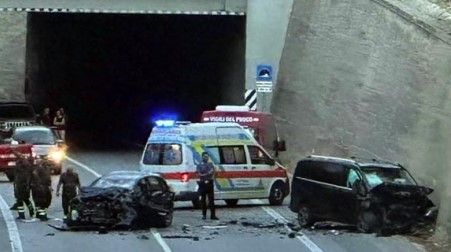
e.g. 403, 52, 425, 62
350, 156, 396, 165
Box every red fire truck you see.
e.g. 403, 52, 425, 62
201, 105, 286, 156
0, 143, 33, 181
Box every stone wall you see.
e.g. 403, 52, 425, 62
273, 0, 451, 243
0, 12, 27, 101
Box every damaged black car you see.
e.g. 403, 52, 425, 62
289, 155, 437, 234
67, 171, 174, 228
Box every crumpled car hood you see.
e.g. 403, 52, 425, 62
369, 182, 433, 200
78, 186, 132, 201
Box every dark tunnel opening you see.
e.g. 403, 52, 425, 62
25, 13, 246, 148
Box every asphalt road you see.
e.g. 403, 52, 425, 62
0, 146, 428, 252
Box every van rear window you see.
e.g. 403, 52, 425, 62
143, 143, 182, 165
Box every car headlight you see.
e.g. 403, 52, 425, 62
49, 149, 65, 162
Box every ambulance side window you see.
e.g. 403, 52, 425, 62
207, 146, 246, 165
248, 145, 271, 165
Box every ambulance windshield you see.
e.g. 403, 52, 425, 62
143, 143, 182, 165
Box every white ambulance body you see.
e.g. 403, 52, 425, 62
139, 122, 289, 207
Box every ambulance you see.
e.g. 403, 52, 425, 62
139, 120, 290, 207
201, 105, 286, 157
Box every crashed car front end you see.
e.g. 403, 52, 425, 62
68, 187, 138, 228
359, 182, 437, 232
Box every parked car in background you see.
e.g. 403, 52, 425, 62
9, 125, 66, 174
289, 155, 437, 234
0, 102, 37, 139
67, 171, 174, 228
0, 143, 33, 181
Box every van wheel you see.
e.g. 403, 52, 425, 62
268, 182, 285, 205
298, 206, 314, 228
357, 210, 379, 233
224, 199, 239, 207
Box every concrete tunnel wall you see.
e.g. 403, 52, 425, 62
0, 12, 27, 101
272, 0, 451, 242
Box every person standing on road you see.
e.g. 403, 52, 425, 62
53, 110, 66, 141
196, 152, 219, 220
56, 167, 80, 222
10, 148, 35, 219
30, 158, 52, 221
39, 107, 52, 126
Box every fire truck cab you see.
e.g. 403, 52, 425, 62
201, 105, 286, 156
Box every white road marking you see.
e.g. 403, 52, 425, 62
151, 228, 172, 252
0, 194, 23, 252
251, 199, 323, 252
66, 156, 172, 252
65, 156, 101, 178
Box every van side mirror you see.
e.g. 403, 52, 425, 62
352, 179, 367, 196
273, 140, 286, 151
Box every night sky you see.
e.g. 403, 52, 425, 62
26, 13, 245, 145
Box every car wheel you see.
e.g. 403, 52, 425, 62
5, 171, 14, 182
155, 210, 173, 228
224, 199, 239, 207
357, 210, 380, 233
268, 182, 285, 205
298, 206, 314, 228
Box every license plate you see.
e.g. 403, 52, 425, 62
7, 161, 16, 166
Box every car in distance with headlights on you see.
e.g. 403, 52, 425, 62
67, 171, 174, 228
9, 125, 66, 174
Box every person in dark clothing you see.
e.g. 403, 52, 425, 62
10, 149, 35, 219
53, 110, 66, 141
196, 152, 218, 220
56, 167, 80, 221
30, 158, 52, 221
39, 107, 52, 126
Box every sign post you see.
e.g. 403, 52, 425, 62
256, 65, 273, 112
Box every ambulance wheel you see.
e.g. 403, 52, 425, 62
224, 199, 239, 207
268, 182, 285, 205
5, 171, 14, 182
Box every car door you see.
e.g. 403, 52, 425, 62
146, 176, 173, 212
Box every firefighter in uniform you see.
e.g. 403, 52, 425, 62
56, 167, 80, 222
10, 149, 35, 219
30, 158, 52, 221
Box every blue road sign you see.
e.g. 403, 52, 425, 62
256, 65, 272, 81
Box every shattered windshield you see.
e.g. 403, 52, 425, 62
361, 167, 415, 188
90, 176, 136, 189
13, 130, 55, 145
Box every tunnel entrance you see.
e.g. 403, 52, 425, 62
25, 13, 246, 147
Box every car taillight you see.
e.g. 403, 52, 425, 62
180, 173, 189, 183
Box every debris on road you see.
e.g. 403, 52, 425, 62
288, 232, 296, 238
162, 235, 200, 241
44, 233, 55, 236
137, 234, 150, 240
202, 225, 228, 229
